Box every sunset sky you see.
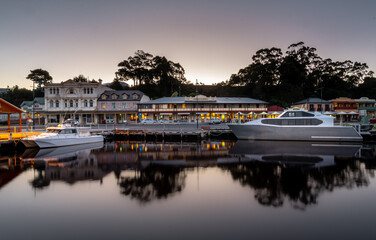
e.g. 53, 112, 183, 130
1, 0, 375, 89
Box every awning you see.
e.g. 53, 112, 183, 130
177, 113, 190, 115
160, 113, 173, 115
196, 112, 208, 115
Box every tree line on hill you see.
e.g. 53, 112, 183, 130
1, 42, 376, 107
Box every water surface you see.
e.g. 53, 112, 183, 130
1, 141, 376, 240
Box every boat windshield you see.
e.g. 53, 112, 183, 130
45, 129, 61, 133
280, 111, 314, 118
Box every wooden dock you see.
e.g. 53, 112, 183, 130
114, 128, 235, 141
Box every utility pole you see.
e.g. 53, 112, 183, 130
32, 80, 35, 126
196, 79, 199, 129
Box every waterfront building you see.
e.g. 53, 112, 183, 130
20, 97, 45, 122
97, 90, 150, 124
44, 79, 111, 124
292, 98, 333, 112
355, 97, 376, 123
266, 105, 284, 118
330, 97, 359, 122
138, 95, 268, 122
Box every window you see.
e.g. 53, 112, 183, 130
122, 94, 128, 100
89, 100, 93, 107
75, 100, 78, 107
112, 103, 116, 109
69, 89, 74, 94
182, 104, 186, 109
224, 104, 227, 108
90, 88, 93, 94
70, 100, 74, 107
133, 94, 138, 100
57, 88, 59, 94
122, 103, 126, 109
84, 100, 88, 107
239, 104, 242, 108
56, 100, 59, 108
111, 94, 117, 100
65, 101, 68, 108
247, 104, 250, 108
50, 89, 52, 94
101, 95, 107, 100
84, 88, 87, 94
53, 88, 56, 94
50, 100, 53, 108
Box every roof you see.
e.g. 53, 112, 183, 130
330, 97, 355, 103
20, 97, 45, 107
0, 98, 24, 114
139, 96, 268, 105
293, 98, 331, 105
98, 90, 145, 101
355, 97, 376, 103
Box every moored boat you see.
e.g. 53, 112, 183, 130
228, 110, 363, 142
21, 123, 104, 148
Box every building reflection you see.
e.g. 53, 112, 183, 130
14, 140, 376, 208
0, 154, 23, 190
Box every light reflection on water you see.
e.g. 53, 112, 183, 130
1, 140, 376, 239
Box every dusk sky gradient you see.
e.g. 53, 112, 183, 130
1, 0, 375, 89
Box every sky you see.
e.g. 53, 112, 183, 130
1, 0, 375, 89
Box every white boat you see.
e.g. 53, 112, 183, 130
228, 110, 363, 142
21, 123, 104, 148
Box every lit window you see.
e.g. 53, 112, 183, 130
182, 104, 186, 109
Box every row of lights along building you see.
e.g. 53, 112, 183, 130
18, 80, 376, 125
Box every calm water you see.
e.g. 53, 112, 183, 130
1, 140, 376, 240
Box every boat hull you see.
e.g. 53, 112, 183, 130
21, 135, 104, 148
228, 124, 363, 142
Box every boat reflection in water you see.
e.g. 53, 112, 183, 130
219, 140, 373, 209
22, 142, 106, 188
223, 140, 362, 169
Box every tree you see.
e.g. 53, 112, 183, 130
1, 85, 33, 107
152, 56, 187, 97
26, 68, 53, 89
72, 74, 89, 82
116, 50, 154, 86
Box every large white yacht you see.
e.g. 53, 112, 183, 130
228, 110, 362, 142
21, 123, 104, 148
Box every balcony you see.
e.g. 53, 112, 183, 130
138, 107, 267, 113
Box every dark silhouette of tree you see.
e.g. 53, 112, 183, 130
0, 85, 33, 107
227, 42, 373, 106
26, 68, 53, 90
116, 50, 154, 86
152, 56, 186, 97
71, 74, 89, 82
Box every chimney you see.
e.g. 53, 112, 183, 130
98, 79, 102, 85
